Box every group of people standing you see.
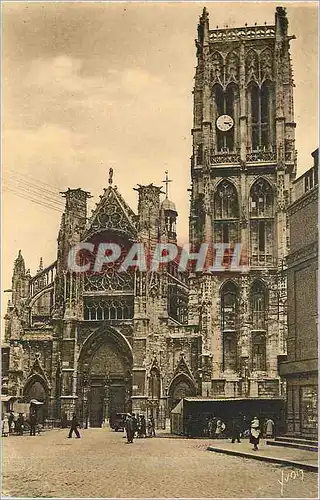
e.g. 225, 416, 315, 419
124, 413, 155, 443
229, 415, 275, 451
2, 410, 38, 437
207, 417, 226, 439
185, 413, 275, 451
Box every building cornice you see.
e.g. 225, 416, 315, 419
288, 186, 318, 216
286, 241, 318, 268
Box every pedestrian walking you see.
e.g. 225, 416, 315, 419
67, 413, 80, 438
8, 411, 14, 434
131, 413, 138, 438
2, 415, 10, 436
125, 413, 134, 443
16, 413, 25, 435
148, 415, 156, 437
140, 415, 146, 438
29, 412, 37, 436
265, 417, 275, 438
231, 416, 241, 443
250, 416, 261, 451
207, 417, 214, 438
136, 416, 142, 438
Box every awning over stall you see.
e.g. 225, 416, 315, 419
170, 396, 285, 436
1, 395, 16, 402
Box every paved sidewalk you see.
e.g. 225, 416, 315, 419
207, 438, 318, 471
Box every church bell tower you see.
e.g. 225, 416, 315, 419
190, 7, 296, 399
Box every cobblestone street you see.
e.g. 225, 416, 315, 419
2, 428, 318, 498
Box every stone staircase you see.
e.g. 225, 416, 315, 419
266, 435, 318, 453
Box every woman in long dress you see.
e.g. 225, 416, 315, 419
2, 415, 10, 437
250, 416, 261, 451
265, 418, 275, 438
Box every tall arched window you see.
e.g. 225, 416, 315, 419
249, 82, 274, 151
213, 84, 238, 152
221, 281, 239, 371
221, 281, 238, 331
250, 178, 274, 218
249, 179, 274, 265
214, 181, 239, 219
214, 181, 239, 247
251, 280, 268, 329
252, 333, 266, 371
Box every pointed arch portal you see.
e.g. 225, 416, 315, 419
168, 374, 197, 410
23, 374, 49, 424
77, 326, 133, 428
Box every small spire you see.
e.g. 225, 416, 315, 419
38, 257, 43, 272
202, 6, 209, 20
15, 249, 24, 266
162, 170, 172, 199
108, 167, 114, 186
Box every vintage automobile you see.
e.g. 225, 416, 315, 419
109, 412, 127, 431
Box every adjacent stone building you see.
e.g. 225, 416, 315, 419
279, 149, 318, 438
2, 6, 297, 427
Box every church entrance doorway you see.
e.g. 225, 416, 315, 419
168, 374, 197, 411
23, 376, 49, 424
78, 327, 132, 428
87, 378, 128, 428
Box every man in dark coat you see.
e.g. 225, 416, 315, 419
131, 413, 138, 438
8, 411, 14, 434
231, 416, 241, 443
68, 413, 80, 438
17, 413, 25, 435
29, 412, 37, 436
125, 414, 134, 443
140, 415, 146, 438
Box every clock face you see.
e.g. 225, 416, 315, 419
216, 114, 234, 132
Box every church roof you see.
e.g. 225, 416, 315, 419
83, 185, 138, 241
161, 197, 177, 213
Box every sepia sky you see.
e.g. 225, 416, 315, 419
2, 1, 319, 295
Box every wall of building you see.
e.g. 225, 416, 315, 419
280, 155, 318, 438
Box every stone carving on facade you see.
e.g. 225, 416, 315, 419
245, 50, 259, 83
173, 353, 195, 381
90, 343, 126, 376
246, 149, 277, 163
260, 48, 273, 82
211, 51, 223, 85
241, 203, 248, 228
277, 172, 285, 210
10, 342, 24, 371
84, 269, 134, 292
211, 152, 241, 164
225, 51, 239, 84
85, 187, 137, 240
148, 272, 160, 299
26, 354, 51, 389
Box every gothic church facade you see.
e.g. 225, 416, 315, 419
2, 7, 296, 427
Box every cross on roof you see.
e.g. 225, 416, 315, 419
108, 167, 114, 185
162, 170, 172, 199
